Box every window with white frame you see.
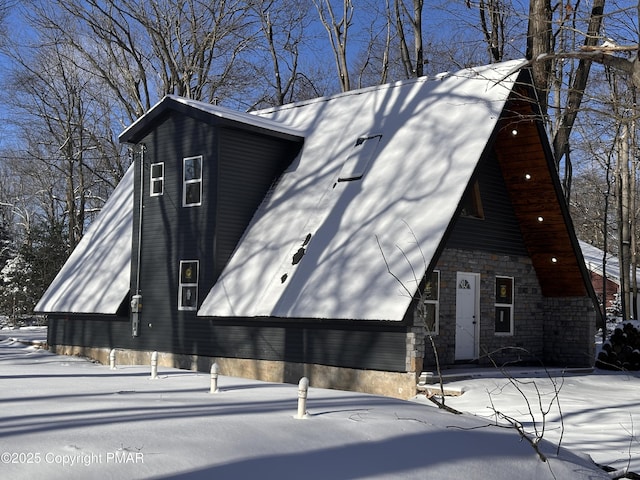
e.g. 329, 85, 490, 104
178, 260, 199, 310
419, 270, 440, 334
150, 162, 164, 196
495, 276, 514, 334
183, 156, 202, 206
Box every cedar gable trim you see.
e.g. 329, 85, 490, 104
491, 74, 600, 317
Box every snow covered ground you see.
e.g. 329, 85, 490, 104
417, 367, 640, 478
0, 327, 637, 479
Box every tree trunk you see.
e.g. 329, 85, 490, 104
601, 147, 613, 340
618, 121, 631, 321
526, 0, 552, 115
394, 0, 412, 78
631, 112, 638, 319
413, 0, 423, 77
313, 0, 352, 91
551, 0, 606, 170
477, 0, 505, 62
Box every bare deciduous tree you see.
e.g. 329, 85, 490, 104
313, 0, 354, 91
525, 0, 607, 199
470, 0, 507, 62
0, 0, 13, 46
29, 0, 256, 120
6, 39, 122, 249
351, 0, 392, 88
394, 0, 424, 78
249, 0, 314, 108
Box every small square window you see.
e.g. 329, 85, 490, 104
150, 162, 164, 196
184, 182, 201, 205
180, 261, 198, 283
181, 286, 198, 309
496, 277, 513, 304
184, 157, 202, 181
495, 306, 512, 333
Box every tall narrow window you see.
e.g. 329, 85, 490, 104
150, 162, 164, 196
460, 181, 484, 219
420, 270, 440, 334
495, 276, 514, 334
183, 156, 202, 206
178, 260, 199, 310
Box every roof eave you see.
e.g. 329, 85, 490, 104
119, 96, 304, 145
494, 68, 603, 321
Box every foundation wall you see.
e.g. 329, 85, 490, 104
49, 345, 419, 400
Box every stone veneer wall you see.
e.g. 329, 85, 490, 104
542, 297, 596, 367
47, 247, 595, 400
419, 248, 594, 368
48, 345, 419, 399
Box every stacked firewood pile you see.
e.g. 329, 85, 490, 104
596, 322, 640, 371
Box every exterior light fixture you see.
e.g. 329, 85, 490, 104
551, 257, 558, 263
525, 173, 532, 181
511, 129, 518, 136
537, 216, 544, 222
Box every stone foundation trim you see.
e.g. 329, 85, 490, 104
49, 345, 419, 399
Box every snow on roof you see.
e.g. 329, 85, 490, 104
579, 239, 640, 286
119, 95, 304, 143
198, 60, 527, 321
35, 165, 134, 314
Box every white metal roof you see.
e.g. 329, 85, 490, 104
119, 95, 304, 143
198, 60, 526, 321
579, 240, 640, 286
35, 165, 134, 314
37, 60, 526, 319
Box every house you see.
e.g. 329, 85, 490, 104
580, 239, 640, 317
36, 60, 599, 399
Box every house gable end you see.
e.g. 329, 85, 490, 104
492, 85, 593, 299
409, 76, 599, 326
127, 107, 303, 345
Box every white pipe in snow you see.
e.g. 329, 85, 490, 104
150, 351, 158, 379
210, 363, 219, 393
109, 349, 116, 370
295, 377, 309, 419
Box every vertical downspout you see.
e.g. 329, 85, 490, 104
131, 144, 145, 337
136, 144, 145, 293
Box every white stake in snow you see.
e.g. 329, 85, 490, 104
109, 349, 116, 370
150, 351, 158, 379
210, 363, 219, 393
295, 377, 309, 419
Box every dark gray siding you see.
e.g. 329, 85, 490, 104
46, 316, 408, 372
129, 114, 216, 358
47, 109, 409, 374
47, 314, 130, 348
446, 149, 527, 255
130, 113, 303, 357
215, 127, 298, 275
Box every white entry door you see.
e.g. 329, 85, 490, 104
455, 272, 479, 361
